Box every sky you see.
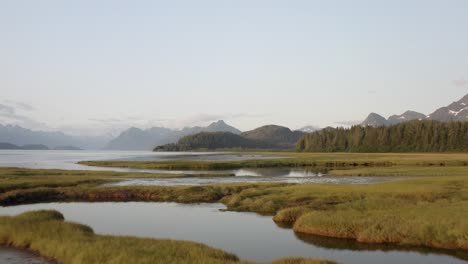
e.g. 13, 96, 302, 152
1, 0, 467, 136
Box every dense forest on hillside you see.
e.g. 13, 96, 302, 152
297, 121, 468, 152
154, 125, 303, 151
154, 132, 269, 151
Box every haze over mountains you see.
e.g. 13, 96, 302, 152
0, 124, 110, 150
1, 93, 466, 151
104, 120, 241, 150
362, 93, 468, 127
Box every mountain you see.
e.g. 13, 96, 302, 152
298, 125, 320, 133
298, 120, 468, 152
0, 142, 22, 149
0, 142, 49, 150
105, 120, 241, 151
241, 125, 304, 148
21, 144, 49, 150
104, 127, 174, 151
53, 145, 82, 150
361, 93, 468, 127
428, 93, 468, 122
361, 113, 388, 127
0, 124, 110, 150
387, 111, 426, 125
154, 124, 304, 151
204, 120, 241, 134
154, 132, 262, 151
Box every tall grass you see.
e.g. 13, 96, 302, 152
0, 210, 241, 264
0, 210, 333, 264
79, 152, 468, 170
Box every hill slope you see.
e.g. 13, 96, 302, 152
361, 93, 468, 127
105, 120, 241, 151
154, 125, 304, 151
298, 120, 468, 152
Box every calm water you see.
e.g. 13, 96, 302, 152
0, 247, 51, 264
0, 202, 465, 264
0, 150, 399, 185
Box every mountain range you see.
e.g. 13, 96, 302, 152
0, 124, 110, 150
362, 93, 468, 127
154, 125, 305, 151
104, 120, 241, 150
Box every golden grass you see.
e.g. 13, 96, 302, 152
0, 210, 334, 264
78, 152, 468, 170
329, 166, 468, 177
1, 152, 468, 257
0, 167, 234, 194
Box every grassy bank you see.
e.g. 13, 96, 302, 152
0, 162, 468, 258
0, 167, 467, 253
329, 166, 468, 177
78, 152, 468, 170
0, 210, 333, 264
0, 167, 234, 194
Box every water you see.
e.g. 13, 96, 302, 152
0, 150, 399, 185
0, 202, 465, 264
0, 247, 52, 264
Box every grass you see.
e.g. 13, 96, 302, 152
329, 166, 468, 177
1, 166, 467, 253
78, 152, 468, 170
1, 151, 468, 262
0, 167, 234, 194
0, 210, 240, 264
0, 210, 333, 264
79, 152, 468, 170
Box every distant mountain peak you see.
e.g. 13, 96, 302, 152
362, 93, 468, 127
361, 113, 388, 127
298, 125, 320, 133
104, 120, 241, 150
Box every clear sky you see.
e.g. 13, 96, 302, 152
1, 0, 467, 135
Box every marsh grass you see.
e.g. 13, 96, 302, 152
329, 166, 468, 176
1, 153, 467, 258
78, 152, 468, 170
0, 210, 334, 264
0, 167, 234, 194
0, 210, 242, 264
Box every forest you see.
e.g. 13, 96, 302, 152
297, 121, 468, 152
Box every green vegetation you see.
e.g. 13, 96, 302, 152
155, 125, 304, 151
0, 167, 235, 194
297, 121, 468, 152
329, 166, 468, 177
0, 165, 467, 254
0, 210, 242, 264
155, 132, 266, 151
79, 152, 468, 171
1, 152, 468, 262
0, 209, 333, 264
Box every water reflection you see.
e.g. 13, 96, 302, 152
0, 247, 52, 264
0, 202, 464, 264
293, 232, 468, 261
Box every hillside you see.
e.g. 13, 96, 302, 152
0, 143, 50, 150
154, 125, 304, 151
297, 120, 468, 152
154, 132, 263, 151
105, 120, 241, 151
361, 93, 468, 127
0, 124, 110, 150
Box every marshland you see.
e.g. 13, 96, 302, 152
0, 151, 467, 263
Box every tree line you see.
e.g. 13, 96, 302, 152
297, 121, 468, 152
